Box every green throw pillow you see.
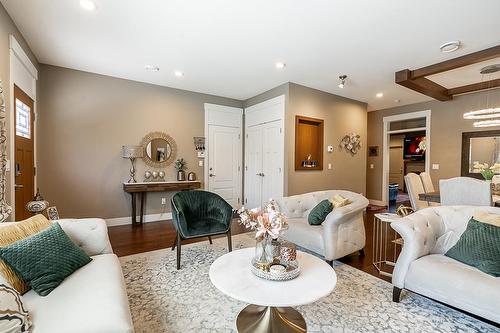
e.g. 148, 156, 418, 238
0, 223, 92, 296
308, 200, 333, 225
445, 218, 500, 277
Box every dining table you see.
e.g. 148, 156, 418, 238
419, 191, 500, 207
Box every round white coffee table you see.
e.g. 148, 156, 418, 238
209, 247, 337, 333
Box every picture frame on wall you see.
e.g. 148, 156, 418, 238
368, 146, 379, 157
47, 206, 60, 221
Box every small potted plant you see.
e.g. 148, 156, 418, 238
472, 161, 500, 181
175, 158, 187, 181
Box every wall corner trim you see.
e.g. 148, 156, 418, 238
106, 212, 172, 227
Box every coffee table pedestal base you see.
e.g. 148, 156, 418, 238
236, 304, 306, 333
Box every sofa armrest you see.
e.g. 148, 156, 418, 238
57, 218, 113, 256
390, 212, 441, 288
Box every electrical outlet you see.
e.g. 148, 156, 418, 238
432, 164, 439, 170
161, 198, 167, 205
370, 164, 374, 169
198, 160, 203, 167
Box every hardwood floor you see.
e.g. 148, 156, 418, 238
108, 208, 393, 282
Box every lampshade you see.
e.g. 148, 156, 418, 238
122, 145, 144, 159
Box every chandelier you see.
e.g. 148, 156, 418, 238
463, 64, 500, 128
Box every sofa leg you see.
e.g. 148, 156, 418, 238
393, 287, 402, 303
208, 236, 213, 245
227, 230, 232, 252
176, 233, 181, 270
359, 248, 365, 257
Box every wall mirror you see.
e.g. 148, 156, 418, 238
461, 130, 500, 178
141, 131, 177, 168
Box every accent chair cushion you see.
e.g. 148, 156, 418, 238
329, 194, 351, 209
0, 223, 92, 296
0, 215, 52, 294
0, 282, 31, 333
445, 217, 500, 277
308, 200, 333, 225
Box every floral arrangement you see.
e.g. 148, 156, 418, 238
174, 158, 187, 171
416, 138, 426, 154
238, 200, 288, 239
472, 161, 500, 180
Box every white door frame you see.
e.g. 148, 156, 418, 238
382, 110, 431, 205
244, 95, 285, 205
204, 103, 243, 205
9, 35, 38, 221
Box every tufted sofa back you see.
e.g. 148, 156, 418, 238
397, 205, 500, 255
275, 190, 366, 219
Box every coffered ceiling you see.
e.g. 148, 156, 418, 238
2, 0, 500, 110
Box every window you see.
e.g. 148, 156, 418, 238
15, 99, 31, 139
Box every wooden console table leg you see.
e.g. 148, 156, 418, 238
131, 192, 137, 226
140, 192, 146, 224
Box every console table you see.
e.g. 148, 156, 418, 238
123, 181, 201, 225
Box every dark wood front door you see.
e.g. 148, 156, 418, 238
14, 85, 35, 220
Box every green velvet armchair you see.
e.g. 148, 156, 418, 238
171, 190, 233, 269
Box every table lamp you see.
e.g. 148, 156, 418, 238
122, 145, 143, 183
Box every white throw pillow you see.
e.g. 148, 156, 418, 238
0, 281, 31, 333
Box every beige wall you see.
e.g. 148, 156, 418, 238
0, 3, 38, 218
286, 83, 367, 196
366, 88, 500, 201
38, 65, 242, 219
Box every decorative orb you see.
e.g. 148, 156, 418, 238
152, 171, 159, 179
159, 171, 165, 179
144, 171, 152, 180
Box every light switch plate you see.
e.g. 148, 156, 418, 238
432, 164, 439, 170
328, 163, 332, 170
327, 145, 334, 153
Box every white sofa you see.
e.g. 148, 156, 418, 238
276, 190, 369, 262
0, 218, 135, 333
391, 206, 500, 324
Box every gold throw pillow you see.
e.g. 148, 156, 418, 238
0, 215, 52, 294
329, 194, 351, 209
474, 210, 500, 227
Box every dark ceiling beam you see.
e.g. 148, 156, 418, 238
447, 78, 500, 96
411, 45, 500, 79
396, 69, 452, 101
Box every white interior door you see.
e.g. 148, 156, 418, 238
208, 125, 241, 208
261, 120, 284, 204
245, 126, 263, 209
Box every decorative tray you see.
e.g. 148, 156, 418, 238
250, 259, 300, 281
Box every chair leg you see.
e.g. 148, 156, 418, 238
393, 287, 402, 303
176, 233, 181, 270
171, 232, 177, 251
208, 236, 213, 244
227, 229, 232, 252
359, 248, 365, 257
326, 260, 333, 266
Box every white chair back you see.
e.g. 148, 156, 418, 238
439, 177, 492, 206
419, 172, 435, 193
404, 173, 428, 211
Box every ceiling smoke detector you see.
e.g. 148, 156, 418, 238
338, 75, 347, 89
439, 40, 461, 53
144, 65, 160, 72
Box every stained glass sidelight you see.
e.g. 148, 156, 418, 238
15, 99, 30, 139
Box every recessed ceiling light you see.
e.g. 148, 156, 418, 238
80, 0, 96, 11
275, 62, 286, 70
144, 65, 160, 72
440, 40, 461, 53
376, 92, 384, 98
174, 71, 184, 77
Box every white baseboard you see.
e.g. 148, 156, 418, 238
106, 212, 173, 227
368, 199, 387, 206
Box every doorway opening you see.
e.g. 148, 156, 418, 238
383, 110, 431, 208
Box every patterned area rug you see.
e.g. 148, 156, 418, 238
120, 233, 498, 333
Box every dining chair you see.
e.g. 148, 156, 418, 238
404, 173, 429, 211
171, 190, 233, 269
439, 177, 492, 206
419, 172, 435, 193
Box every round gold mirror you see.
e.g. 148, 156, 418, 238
141, 132, 177, 168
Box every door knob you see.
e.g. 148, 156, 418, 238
14, 184, 24, 189
209, 173, 216, 177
